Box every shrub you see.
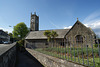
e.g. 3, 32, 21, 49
17, 39, 24, 47
94, 44, 100, 48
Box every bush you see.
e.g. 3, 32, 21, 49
94, 44, 100, 48
17, 39, 24, 47
17, 39, 24, 51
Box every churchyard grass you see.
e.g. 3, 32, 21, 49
35, 47, 100, 67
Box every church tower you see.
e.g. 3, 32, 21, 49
30, 12, 39, 31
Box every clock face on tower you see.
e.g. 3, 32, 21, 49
31, 19, 34, 22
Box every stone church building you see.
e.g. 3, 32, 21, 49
25, 12, 96, 48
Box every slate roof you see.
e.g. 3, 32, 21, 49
25, 29, 70, 39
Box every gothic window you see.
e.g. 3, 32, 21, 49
75, 35, 83, 43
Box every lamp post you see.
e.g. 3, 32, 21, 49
9, 25, 14, 43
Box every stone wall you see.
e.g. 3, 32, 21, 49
25, 39, 48, 48
25, 39, 64, 49
26, 48, 85, 67
0, 43, 16, 67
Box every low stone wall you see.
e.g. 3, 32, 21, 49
26, 48, 85, 67
0, 43, 16, 67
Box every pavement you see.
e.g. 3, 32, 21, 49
0, 44, 8, 47
16, 51, 44, 67
0, 43, 16, 55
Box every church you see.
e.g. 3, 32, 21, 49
24, 12, 96, 48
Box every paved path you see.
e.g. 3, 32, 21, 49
16, 51, 44, 67
0, 43, 16, 55
0, 44, 8, 47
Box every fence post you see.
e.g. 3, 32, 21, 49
85, 36, 89, 66
69, 37, 72, 61
90, 35, 95, 67
76, 37, 80, 63
67, 38, 69, 61
60, 41, 61, 58
72, 37, 76, 62
64, 38, 66, 60
97, 39, 100, 63
58, 41, 60, 57
80, 36, 84, 65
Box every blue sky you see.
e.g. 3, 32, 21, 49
0, 0, 100, 36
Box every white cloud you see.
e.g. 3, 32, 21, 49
64, 26, 72, 29
83, 10, 100, 30
84, 20, 100, 29
84, 22, 100, 37
0, 27, 13, 33
83, 10, 100, 37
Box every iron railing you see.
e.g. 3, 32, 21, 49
26, 36, 100, 67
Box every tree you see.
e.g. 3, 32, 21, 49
13, 22, 29, 40
44, 30, 58, 47
44, 30, 51, 42
8, 33, 13, 43
51, 31, 58, 47
51, 31, 58, 41
8, 33, 13, 38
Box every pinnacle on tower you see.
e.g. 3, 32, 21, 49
77, 18, 79, 21
31, 12, 32, 15
34, 12, 36, 15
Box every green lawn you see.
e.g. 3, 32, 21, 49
35, 47, 100, 67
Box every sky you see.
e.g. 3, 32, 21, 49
0, 0, 100, 37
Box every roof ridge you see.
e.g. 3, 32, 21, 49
30, 29, 70, 32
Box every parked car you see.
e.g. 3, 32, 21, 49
3, 41, 9, 44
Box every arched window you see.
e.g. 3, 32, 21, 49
75, 35, 83, 43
